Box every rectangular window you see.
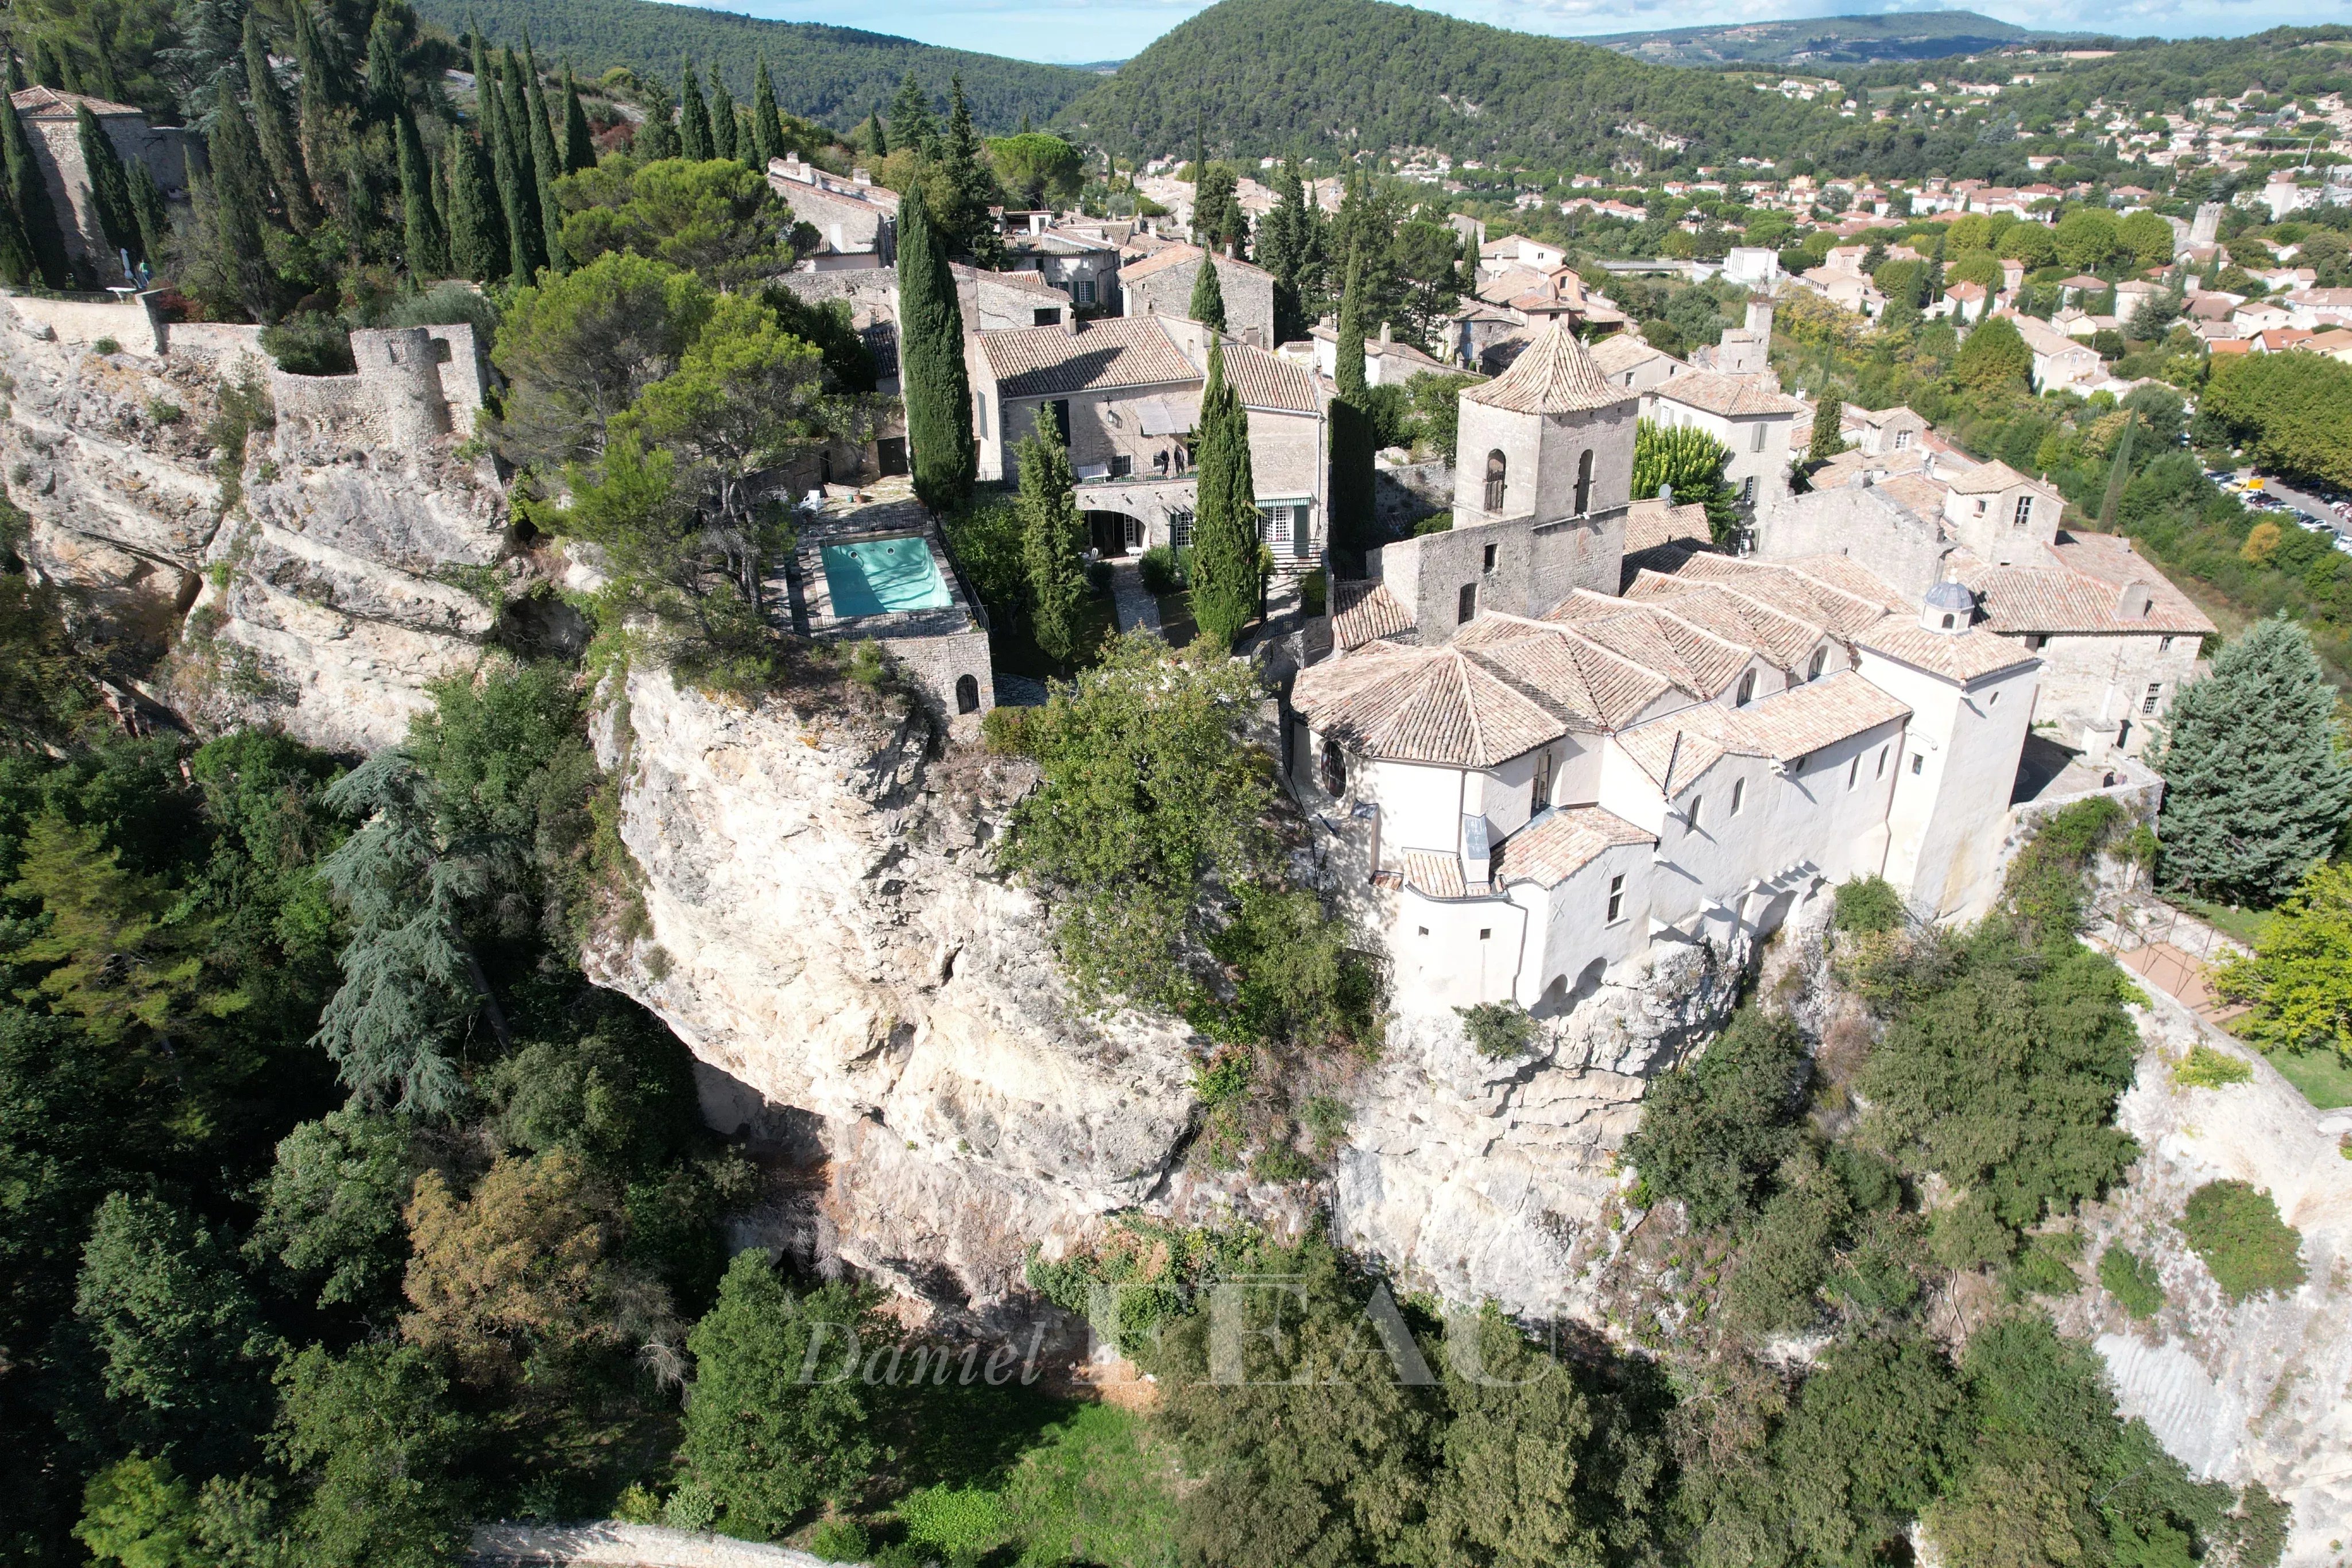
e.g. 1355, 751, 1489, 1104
1261, 506, 1293, 549
1034, 307, 1061, 327
1910, 753, 1925, 775
2158, 636, 2174, 653
1479, 928, 1491, 940
1483, 543, 1498, 573
1170, 509, 1194, 548
1740, 475, 1757, 505
1877, 745, 1889, 778
1686, 795, 1702, 832
1075, 280, 1096, 304
1847, 755, 1860, 790
2013, 494, 2034, 529
1458, 582, 1477, 624
1110, 454, 1132, 478
975, 391, 988, 433
1750, 421, 1767, 453
1730, 778, 1744, 816
2144, 682, 2162, 714
1893, 428, 1912, 450
2026, 634, 2048, 651
1606, 874, 1625, 923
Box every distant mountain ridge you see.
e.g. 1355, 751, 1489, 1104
1585, 10, 2095, 68
1055, 0, 1846, 168
410, 0, 1097, 131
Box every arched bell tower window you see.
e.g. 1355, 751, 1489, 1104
1320, 738, 1348, 797
1484, 450, 1507, 512
1573, 450, 1594, 516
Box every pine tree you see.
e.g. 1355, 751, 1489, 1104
560, 65, 595, 173
708, 76, 738, 162
443, 128, 505, 281
1806, 390, 1846, 464
751, 57, 786, 170
75, 105, 139, 272
243, 10, 319, 233
1016, 410, 1088, 667
1189, 338, 1260, 652
1189, 253, 1227, 332
201, 102, 278, 320
521, 40, 566, 271
889, 72, 935, 157
2155, 616, 2352, 905
678, 61, 712, 161
2, 55, 71, 288
896, 184, 975, 514
396, 111, 446, 277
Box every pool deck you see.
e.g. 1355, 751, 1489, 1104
776, 486, 985, 642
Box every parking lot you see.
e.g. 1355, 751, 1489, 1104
2214, 469, 2352, 553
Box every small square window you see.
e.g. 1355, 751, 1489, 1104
1911, 754, 1925, 775
1417, 926, 1429, 937
1479, 928, 1491, 940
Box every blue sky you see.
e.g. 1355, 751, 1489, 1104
658, 0, 2349, 65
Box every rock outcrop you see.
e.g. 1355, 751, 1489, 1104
0, 302, 519, 753
2051, 996, 2352, 1566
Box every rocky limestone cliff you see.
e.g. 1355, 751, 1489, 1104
0, 304, 523, 752
583, 663, 1746, 1319
2051, 996, 2352, 1567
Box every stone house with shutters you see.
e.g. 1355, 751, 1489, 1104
1642, 369, 1807, 515
1286, 316, 2155, 1017
965, 313, 1327, 564
1117, 245, 1277, 347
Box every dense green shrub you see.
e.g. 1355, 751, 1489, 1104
1454, 998, 1539, 1059
1138, 544, 1183, 595
1623, 1008, 1810, 1229
2179, 1180, 2305, 1302
2098, 1243, 2166, 1319
1833, 874, 1905, 935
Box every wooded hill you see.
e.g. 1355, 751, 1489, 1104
1054, 0, 1854, 169
1587, 10, 2087, 68
408, 0, 1096, 130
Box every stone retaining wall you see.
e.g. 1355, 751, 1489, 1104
470, 1521, 846, 1567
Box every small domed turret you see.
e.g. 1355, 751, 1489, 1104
1921, 575, 1975, 636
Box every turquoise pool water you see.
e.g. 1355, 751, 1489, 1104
820, 536, 950, 616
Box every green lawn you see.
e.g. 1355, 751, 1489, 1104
1155, 591, 1196, 649
997, 1403, 1182, 1568
2268, 1048, 2352, 1111
2172, 895, 2274, 949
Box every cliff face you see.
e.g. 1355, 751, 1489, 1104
583, 664, 1742, 1317
0, 306, 518, 753
2051, 999, 2352, 1566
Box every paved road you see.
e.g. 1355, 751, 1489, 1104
1105, 558, 1163, 636
2240, 470, 2349, 538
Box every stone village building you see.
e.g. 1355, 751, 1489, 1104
1117, 245, 1278, 348
1287, 319, 2163, 1017
965, 313, 1326, 566
9, 87, 188, 287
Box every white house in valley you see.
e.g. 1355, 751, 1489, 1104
1290, 318, 2077, 1016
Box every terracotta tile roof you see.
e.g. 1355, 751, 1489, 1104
1291, 643, 1565, 766
1460, 318, 1629, 415
1959, 531, 2215, 637
1947, 456, 2042, 495
1329, 580, 1414, 651
10, 85, 144, 119
1855, 622, 2041, 683
1401, 848, 1468, 899
1589, 334, 1678, 378
956, 262, 1064, 297
1544, 590, 1759, 695
1872, 473, 1951, 520
978, 317, 1197, 400
1622, 497, 1713, 557
1452, 614, 1677, 730
1223, 342, 1320, 415
1492, 806, 1654, 888
1617, 673, 1910, 795
1649, 553, 1908, 637
1118, 245, 1273, 285
1652, 369, 1808, 419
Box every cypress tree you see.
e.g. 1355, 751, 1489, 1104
751, 57, 786, 170
939, 75, 999, 265
1806, 389, 1846, 464
708, 76, 738, 162
2155, 616, 2352, 905
0, 172, 35, 288
444, 128, 505, 281
522, 40, 566, 271
634, 88, 680, 160
1189, 338, 1260, 652
2, 55, 71, 288
1189, 253, 1227, 332
561, 65, 595, 172
896, 184, 975, 514
678, 62, 711, 162
292, 3, 343, 187
243, 10, 319, 232
861, 107, 887, 159
76, 104, 140, 270
30, 37, 68, 90
1327, 246, 1376, 552
1017, 408, 1088, 667
203, 103, 278, 320
365, 12, 404, 125
493, 47, 546, 278
396, 110, 446, 277
126, 163, 169, 273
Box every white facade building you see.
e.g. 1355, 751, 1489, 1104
1293, 320, 2048, 1016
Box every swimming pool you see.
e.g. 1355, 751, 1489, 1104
819, 536, 951, 617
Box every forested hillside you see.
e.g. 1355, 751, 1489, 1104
1054, 0, 1846, 168
409, 0, 1096, 130
1588, 10, 2084, 68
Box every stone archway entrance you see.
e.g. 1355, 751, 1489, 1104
1086, 509, 1144, 557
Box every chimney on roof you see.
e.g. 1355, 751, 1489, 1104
1030, 212, 1046, 236
852, 167, 871, 187
1659, 482, 1673, 505
2117, 581, 2153, 618
1379, 320, 1392, 343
